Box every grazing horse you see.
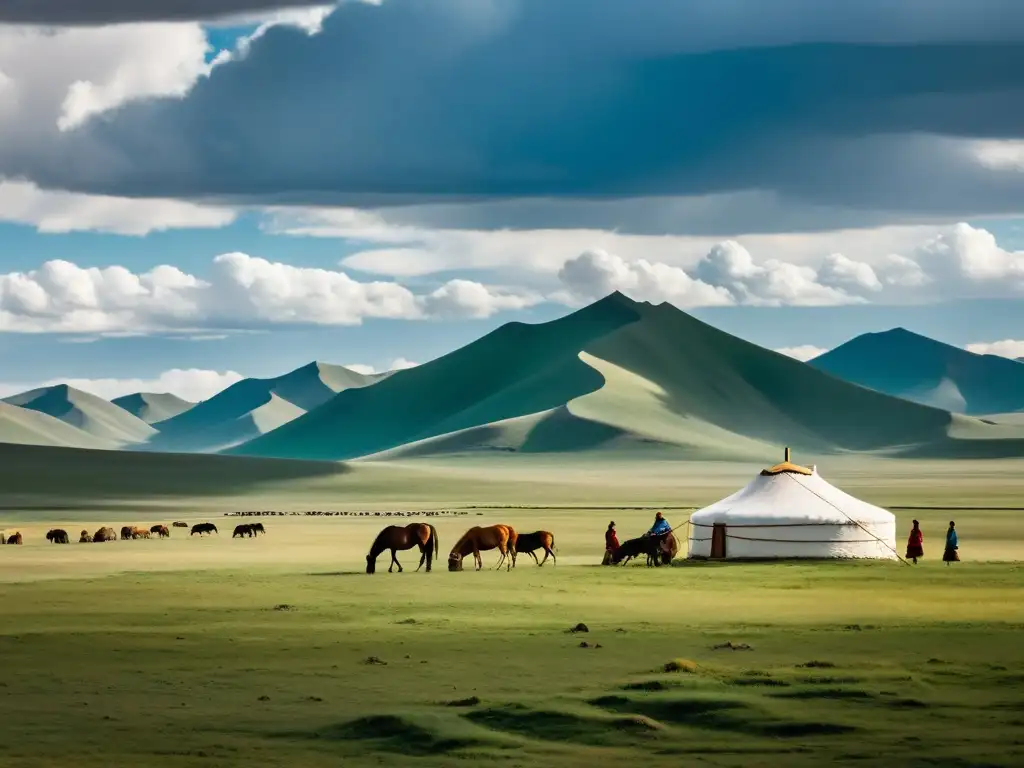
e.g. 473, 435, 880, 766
191, 522, 218, 536
233, 523, 255, 538
172, 521, 188, 528
514, 530, 556, 567
93, 527, 117, 542
46, 528, 70, 544
6, 532, 23, 545
610, 535, 662, 566
150, 525, 170, 538
366, 523, 439, 574
448, 525, 517, 572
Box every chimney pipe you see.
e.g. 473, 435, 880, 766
785, 446, 791, 462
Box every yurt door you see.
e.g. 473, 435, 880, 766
710, 524, 727, 559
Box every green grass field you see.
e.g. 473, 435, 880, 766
2, 452, 1024, 766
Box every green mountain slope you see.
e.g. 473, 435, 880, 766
0, 401, 117, 450
146, 362, 382, 452
112, 392, 196, 424
810, 329, 1024, 415
231, 294, 1024, 462
3, 385, 157, 445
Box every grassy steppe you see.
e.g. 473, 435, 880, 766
1, 449, 1023, 766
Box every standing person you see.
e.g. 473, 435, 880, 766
906, 519, 924, 564
943, 521, 959, 565
602, 521, 620, 565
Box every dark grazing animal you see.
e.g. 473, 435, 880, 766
6, 532, 23, 545
120, 526, 135, 540
46, 528, 70, 544
514, 530, 556, 566
79, 529, 91, 543
610, 535, 663, 566
448, 525, 517, 572
366, 523, 439, 573
93, 527, 117, 542
250, 522, 265, 535
172, 521, 188, 528
233, 523, 255, 538
191, 522, 218, 536
150, 525, 170, 538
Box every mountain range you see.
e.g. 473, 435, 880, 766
2, 294, 1023, 462
810, 329, 1024, 416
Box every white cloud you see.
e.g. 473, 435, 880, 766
0, 368, 243, 402
916, 223, 1024, 286
0, 179, 235, 234
345, 358, 419, 376
558, 249, 732, 307
774, 345, 829, 362
965, 340, 1024, 360
0, 254, 538, 334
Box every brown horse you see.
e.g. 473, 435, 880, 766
366, 523, 439, 573
448, 525, 517, 572
514, 530, 556, 566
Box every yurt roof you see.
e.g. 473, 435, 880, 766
690, 450, 894, 527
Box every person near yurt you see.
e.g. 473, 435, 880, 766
906, 520, 924, 564
943, 521, 959, 565
687, 448, 897, 561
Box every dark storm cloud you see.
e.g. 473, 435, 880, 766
0, 0, 331, 24
9, 0, 1024, 227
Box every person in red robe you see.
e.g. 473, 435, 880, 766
906, 519, 924, 564
602, 521, 619, 565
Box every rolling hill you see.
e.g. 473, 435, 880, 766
3, 385, 157, 445
111, 392, 196, 424
230, 293, 1024, 462
0, 401, 117, 450
144, 362, 384, 452
810, 329, 1024, 415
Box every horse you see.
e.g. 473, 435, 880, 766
448, 525, 517, 572
93, 527, 117, 542
233, 524, 255, 538
250, 523, 265, 535
366, 523, 439, 573
46, 529, 70, 544
132, 527, 151, 539
6, 532, 23, 545
150, 525, 170, 538
610, 535, 662, 566
514, 530, 556, 567
191, 523, 218, 536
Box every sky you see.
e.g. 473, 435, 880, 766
1, 0, 1024, 403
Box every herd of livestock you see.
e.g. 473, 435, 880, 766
4, 520, 679, 571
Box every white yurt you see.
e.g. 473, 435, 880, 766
687, 448, 897, 560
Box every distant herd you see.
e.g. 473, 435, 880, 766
2, 521, 253, 545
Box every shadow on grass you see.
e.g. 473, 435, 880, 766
271, 714, 488, 757
464, 703, 660, 747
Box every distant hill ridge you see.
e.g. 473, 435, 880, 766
3, 384, 157, 445
229, 293, 1024, 462
810, 328, 1024, 415
112, 392, 196, 424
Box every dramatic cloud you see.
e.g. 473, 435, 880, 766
345, 358, 418, 376
555, 223, 1024, 309
0, 180, 235, 234
0, 368, 243, 402
0, 1, 335, 24
774, 346, 829, 362
12, 0, 1024, 231
0, 254, 538, 334
965, 340, 1024, 360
